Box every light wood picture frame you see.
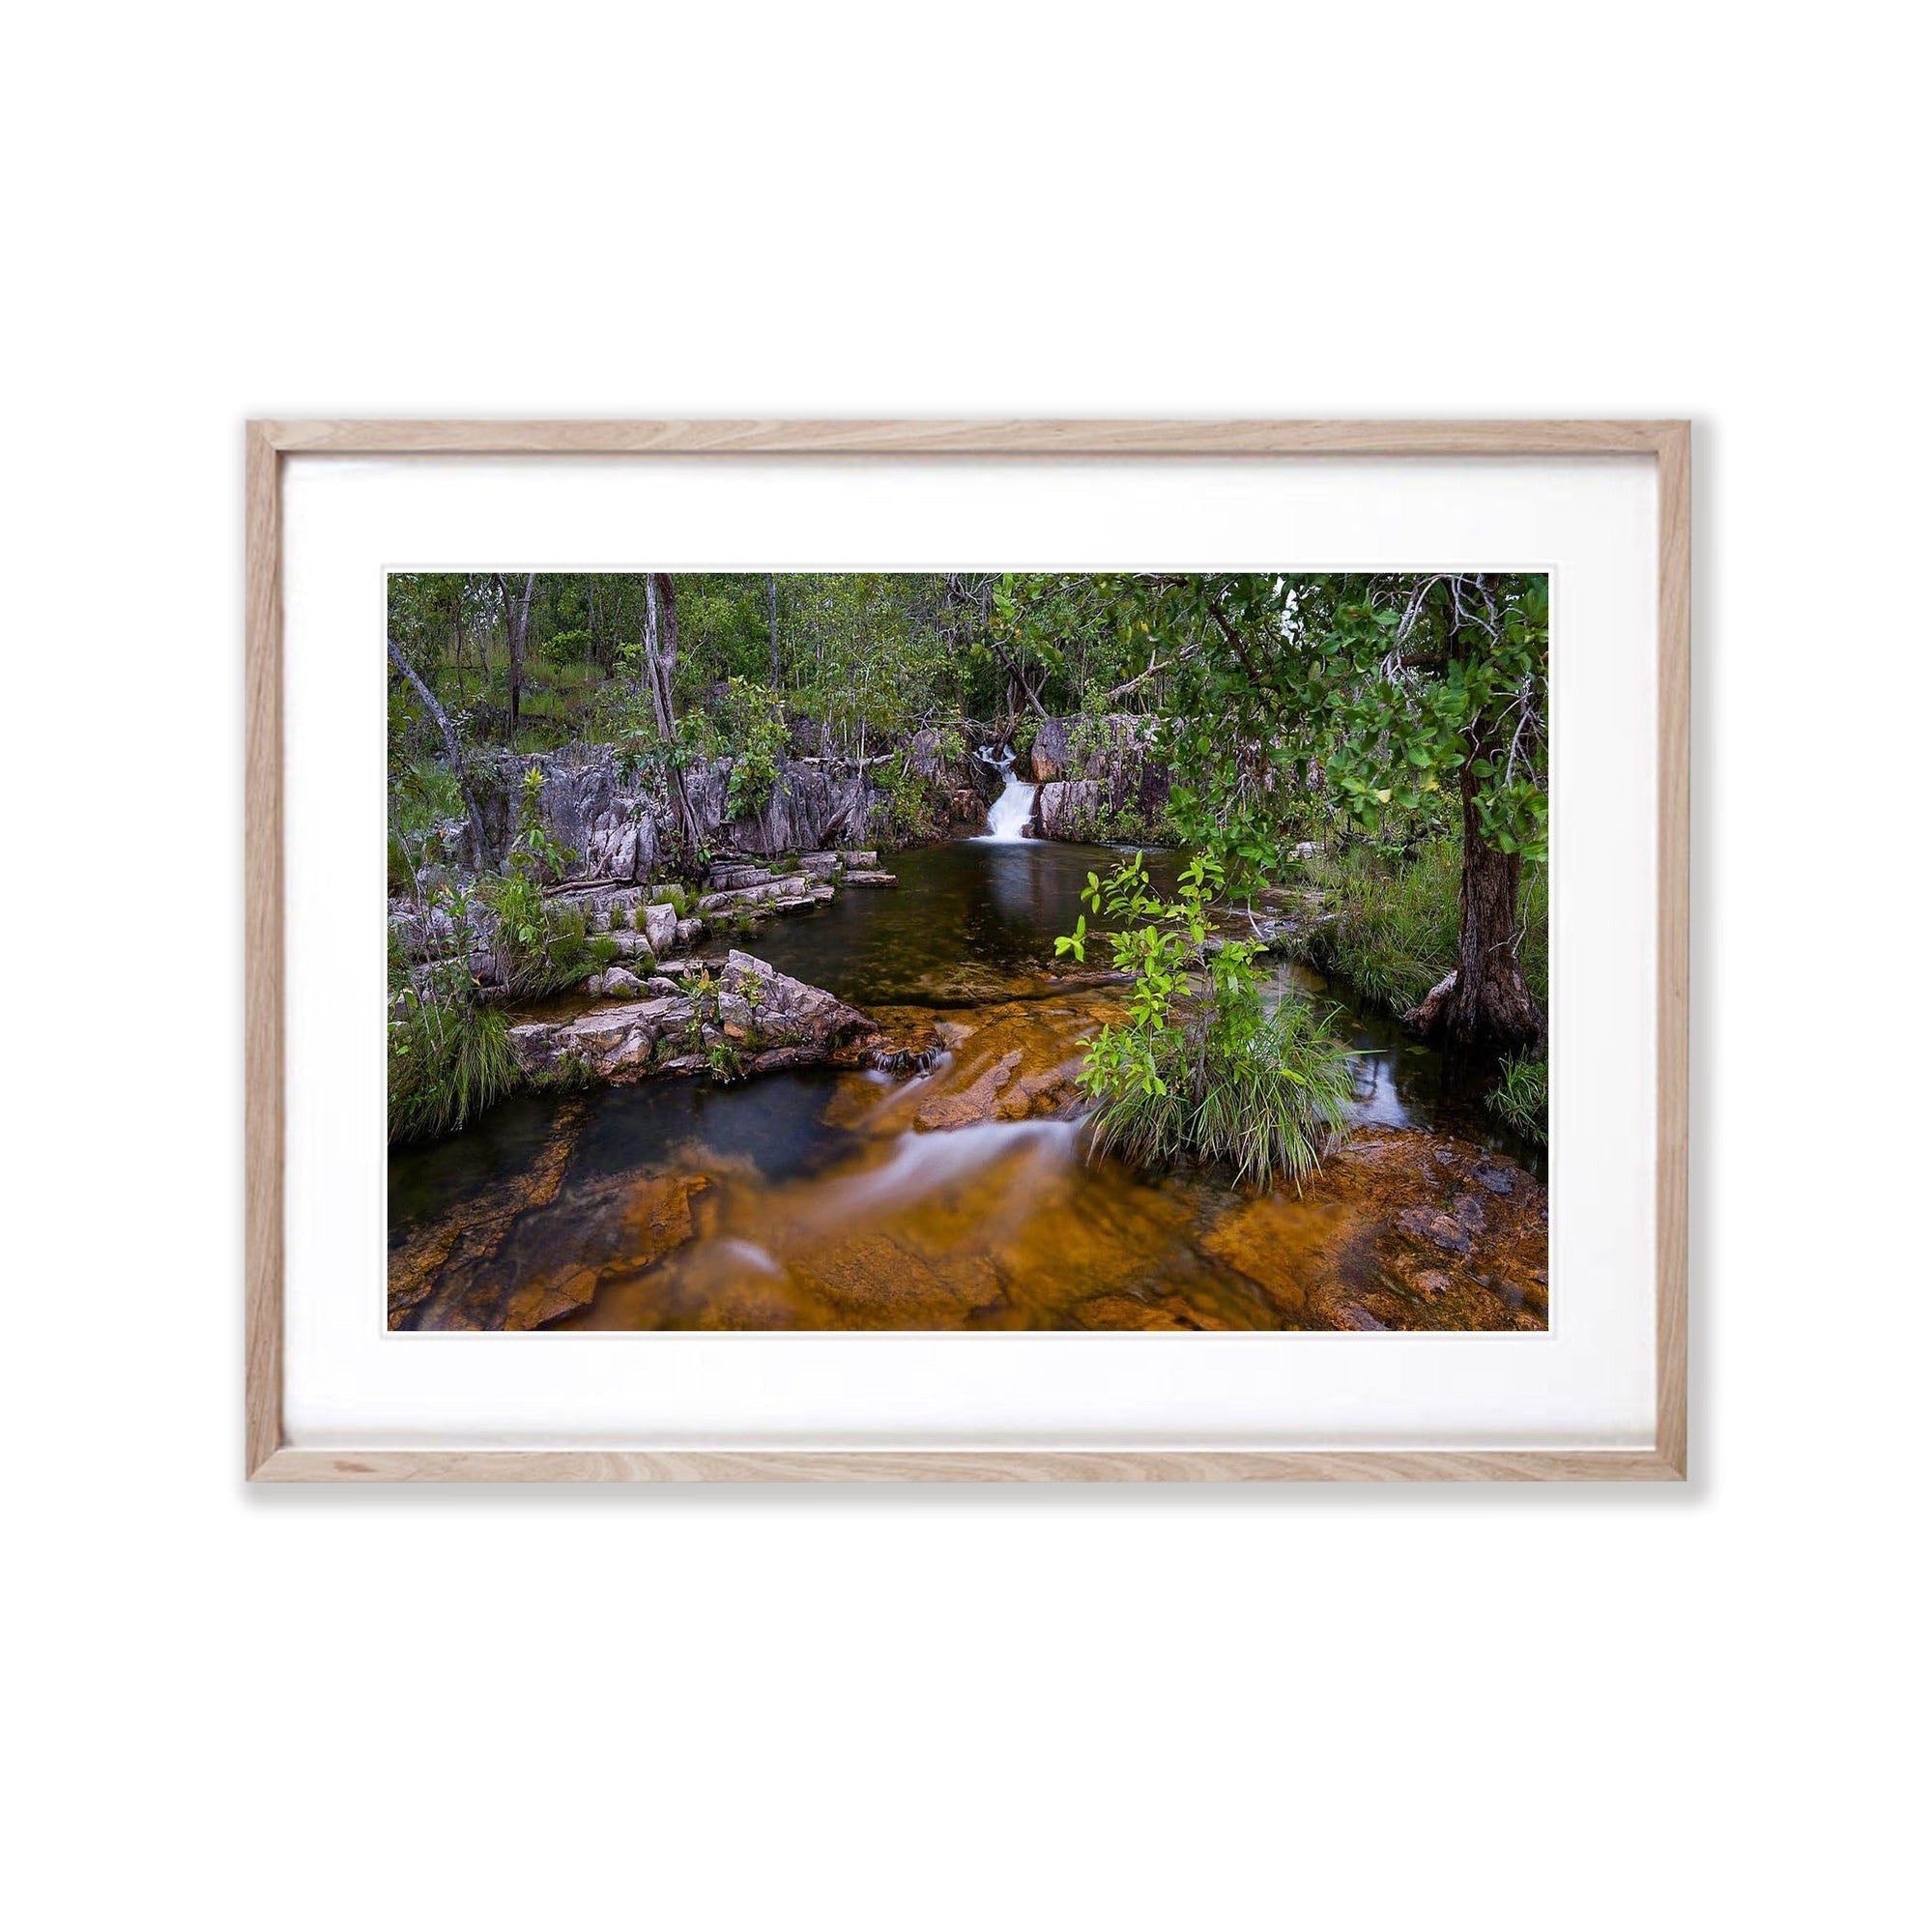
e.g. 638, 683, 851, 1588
245, 418, 1689, 1483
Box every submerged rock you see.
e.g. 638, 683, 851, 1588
393, 1159, 709, 1332
1204, 1129, 1549, 1332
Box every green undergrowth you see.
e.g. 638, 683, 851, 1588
1283, 838, 1548, 1016
389, 997, 518, 1143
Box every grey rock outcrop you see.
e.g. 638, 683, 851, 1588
1034, 780, 1102, 842
506, 951, 877, 1085
1024, 714, 1171, 841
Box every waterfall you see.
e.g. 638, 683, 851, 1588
973, 745, 1037, 842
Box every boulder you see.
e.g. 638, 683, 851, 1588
594, 966, 648, 999
641, 902, 678, 954
1034, 779, 1101, 841
675, 916, 706, 948
1024, 715, 1171, 839
508, 996, 681, 1081
505, 954, 876, 1088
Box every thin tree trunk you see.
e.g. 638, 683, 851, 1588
642, 572, 701, 850
767, 572, 780, 688
388, 636, 491, 867
642, 574, 671, 735
494, 571, 535, 745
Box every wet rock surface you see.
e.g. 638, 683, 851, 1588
393, 842, 1548, 1334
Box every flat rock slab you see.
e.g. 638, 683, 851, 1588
697, 878, 819, 914
507, 951, 876, 1085
843, 870, 898, 887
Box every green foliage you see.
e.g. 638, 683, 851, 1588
649, 883, 693, 919
1006, 571, 1548, 887
1058, 852, 1355, 1190
876, 755, 942, 843
388, 996, 517, 1144
541, 627, 595, 670
719, 676, 789, 820
1288, 839, 1548, 1016
1487, 1052, 1549, 1143
472, 767, 603, 995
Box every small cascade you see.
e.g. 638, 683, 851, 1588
973, 745, 1038, 842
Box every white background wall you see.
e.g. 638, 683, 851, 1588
6, 7, 1924, 1929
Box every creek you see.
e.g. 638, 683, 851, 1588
389, 828, 1547, 1331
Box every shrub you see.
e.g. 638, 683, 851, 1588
720, 677, 788, 819
876, 756, 941, 844
1059, 852, 1355, 1191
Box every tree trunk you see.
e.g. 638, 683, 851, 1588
1407, 737, 1545, 1050
388, 636, 492, 867
494, 571, 535, 745
767, 572, 781, 688
642, 572, 701, 849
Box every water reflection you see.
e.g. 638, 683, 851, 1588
391, 833, 1547, 1331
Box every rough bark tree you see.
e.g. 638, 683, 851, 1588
1404, 580, 1546, 1050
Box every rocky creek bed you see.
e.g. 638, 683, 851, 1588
389, 837, 1547, 1333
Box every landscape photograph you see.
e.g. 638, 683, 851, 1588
387, 569, 1550, 1333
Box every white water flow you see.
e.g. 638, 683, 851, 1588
974, 745, 1038, 841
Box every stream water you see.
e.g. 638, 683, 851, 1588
389, 825, 1548, 1332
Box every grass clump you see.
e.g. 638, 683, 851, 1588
1486, 1052, 1548, 1143
1286, 837, 1547, 1015
1061, 851, 1355, 1191
649, 883, 693, 918
484, 879, 608, 996
389, 995, 518, 1143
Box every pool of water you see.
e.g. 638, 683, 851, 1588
389, 835, 1546, 1331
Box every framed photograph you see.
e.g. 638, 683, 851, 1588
246, 419, 1687, 1482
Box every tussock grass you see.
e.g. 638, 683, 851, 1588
1287, 838, 1547, 1015
389, 998, 518, 1143
1087, 998, 1356, 1193
1486, 1053, 1549, 1143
